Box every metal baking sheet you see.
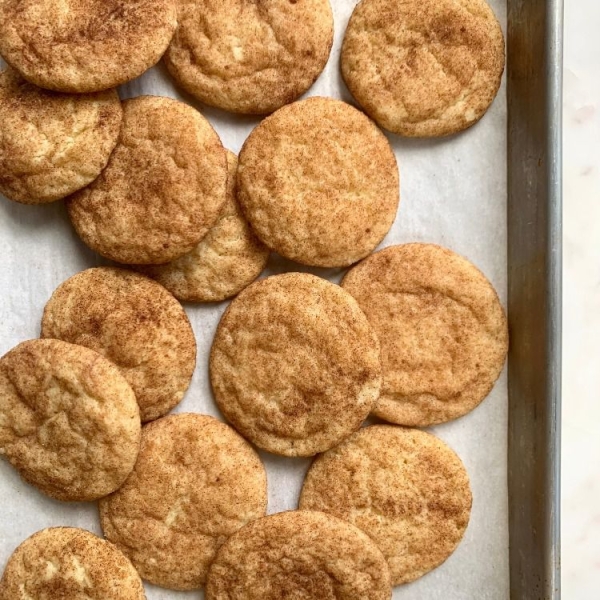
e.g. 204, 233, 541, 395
506, 0, 562, 598
0, 0, 561, 597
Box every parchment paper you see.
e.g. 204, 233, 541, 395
0, 1, 508, 597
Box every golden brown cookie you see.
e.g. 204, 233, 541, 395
341, 243, 508, 426
0, 0, 177, 93
237, 97, 399, 267
341, 0, 505, 137
164, 0, 333, 114
41, 267, 196, 423
299, 425, 472, 585
137, 152, 269, 302
99, 413, 267, 590
67, 95, 228, 265
0, 68, 122, 205
0, 527, 146, 600
0, 339, 140, 502
205, 510, 392, 600
209, 273, 382, 456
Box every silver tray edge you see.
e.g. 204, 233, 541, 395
507, 0, 563, 598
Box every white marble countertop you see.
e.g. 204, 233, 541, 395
562, 3, 600, 598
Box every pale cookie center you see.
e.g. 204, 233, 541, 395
372, 291, 486, 398
182, 3, 290, 79
356, 8, 488, 122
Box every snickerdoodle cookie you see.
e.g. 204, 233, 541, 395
0, 0, 177, 93
237, 97, 399, 267
209, 273, 382, 456
0, 339, 140, 502
341, 0, 505, 137
99, 414, 267, 590
205, 510, 392, 600
0, 527, 145, 600
137, 152, 269, 302
41, 267, 196, 422
164, 0, 333, 114
67, 95, 227, 265
341, 244, 508, 426
0, 68, 122, 205
299, 425, 472, 585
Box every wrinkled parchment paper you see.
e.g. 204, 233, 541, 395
0, 1, 507, 597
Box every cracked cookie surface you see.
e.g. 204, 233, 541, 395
205, 510, 391, 600
299, 425, 472, 585
237, 97, 399, 267
341, 243, 508, 426
0, 339, 140, 502
164, 0, 333, 114
99, 413, 267, 590
67, 95, 227, 265
136, 152, 269, 302
0, 527, 146, 600
41, 267, 196, 423
0, 0, 177, 93
341, 0, 505, 137
0, 68, 122, 205
210, 272, 382, 456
